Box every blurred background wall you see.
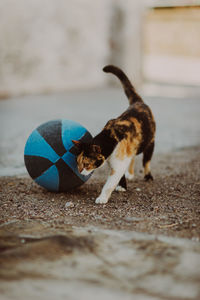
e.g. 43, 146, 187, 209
0, 0, 144, 97
0, 0, 199, 98
144, 1, 200, 85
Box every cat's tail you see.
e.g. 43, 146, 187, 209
103, 65, 143, 105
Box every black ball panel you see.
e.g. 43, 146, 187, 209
24, 155, 53, 179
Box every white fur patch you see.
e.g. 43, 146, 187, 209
116, 186, 126, 192
95, 145, 132, 204
125, 171, 134, 180
95, 196, 108, 204
81, 169, 93, 176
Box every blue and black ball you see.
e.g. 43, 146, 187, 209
24, 119, 93, 192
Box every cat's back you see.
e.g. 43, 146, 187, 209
121, 101, 155, 130
121, 101, 153, 119
119, 101, 155, 152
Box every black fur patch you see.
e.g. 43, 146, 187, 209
144, 173, 154, 181
118, 175, 127, 190
93, 129, 117, 159
120, 103, 155, 154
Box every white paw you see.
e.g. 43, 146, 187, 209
115, 186, 126, 192
95, 196, 108, 204
125, 172, 134, 180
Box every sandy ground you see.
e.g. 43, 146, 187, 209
0, 146, 200, 300
0, 87, 200, 299
0, 146, 200, 239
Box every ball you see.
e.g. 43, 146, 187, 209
24, 119, 93, 192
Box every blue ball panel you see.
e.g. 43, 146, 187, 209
61, 119, 87, 151
35, 165, 59, 191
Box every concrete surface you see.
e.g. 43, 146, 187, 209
0, 87, 200, 176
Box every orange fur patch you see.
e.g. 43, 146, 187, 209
130, 117, 142, 134
144, 161, 150, 176
77, 153, 93, 171
116, 140, 127, 160
110, 168, 115, 175
116, 138, 134, 160
115, 118, 143, 160
128, 157, 135, 175
116, 120, 131, 127
77, 153, 84, 172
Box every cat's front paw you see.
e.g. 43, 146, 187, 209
95, 196, 108, 204
125, 171, 134, 180
116, 185, 126, 192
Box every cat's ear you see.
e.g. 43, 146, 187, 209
72, 140, 81, 147
72, 140, 83, 150
92, 144, 101, 154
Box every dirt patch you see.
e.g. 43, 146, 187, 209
0, 234, 95, 259
0, 233, 95, 281
0, 226, 200, 300
0, 146, 200, 239
0, 146, 200, 300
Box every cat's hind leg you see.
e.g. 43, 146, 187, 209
125, 156, 135, 180
116, 175, 127, 192
143, 141, 154, 181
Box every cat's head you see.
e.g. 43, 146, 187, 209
72, 140, 105, 176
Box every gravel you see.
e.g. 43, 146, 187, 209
0, 146, 199, 239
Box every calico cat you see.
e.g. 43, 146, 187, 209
72, 65, 156, 204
